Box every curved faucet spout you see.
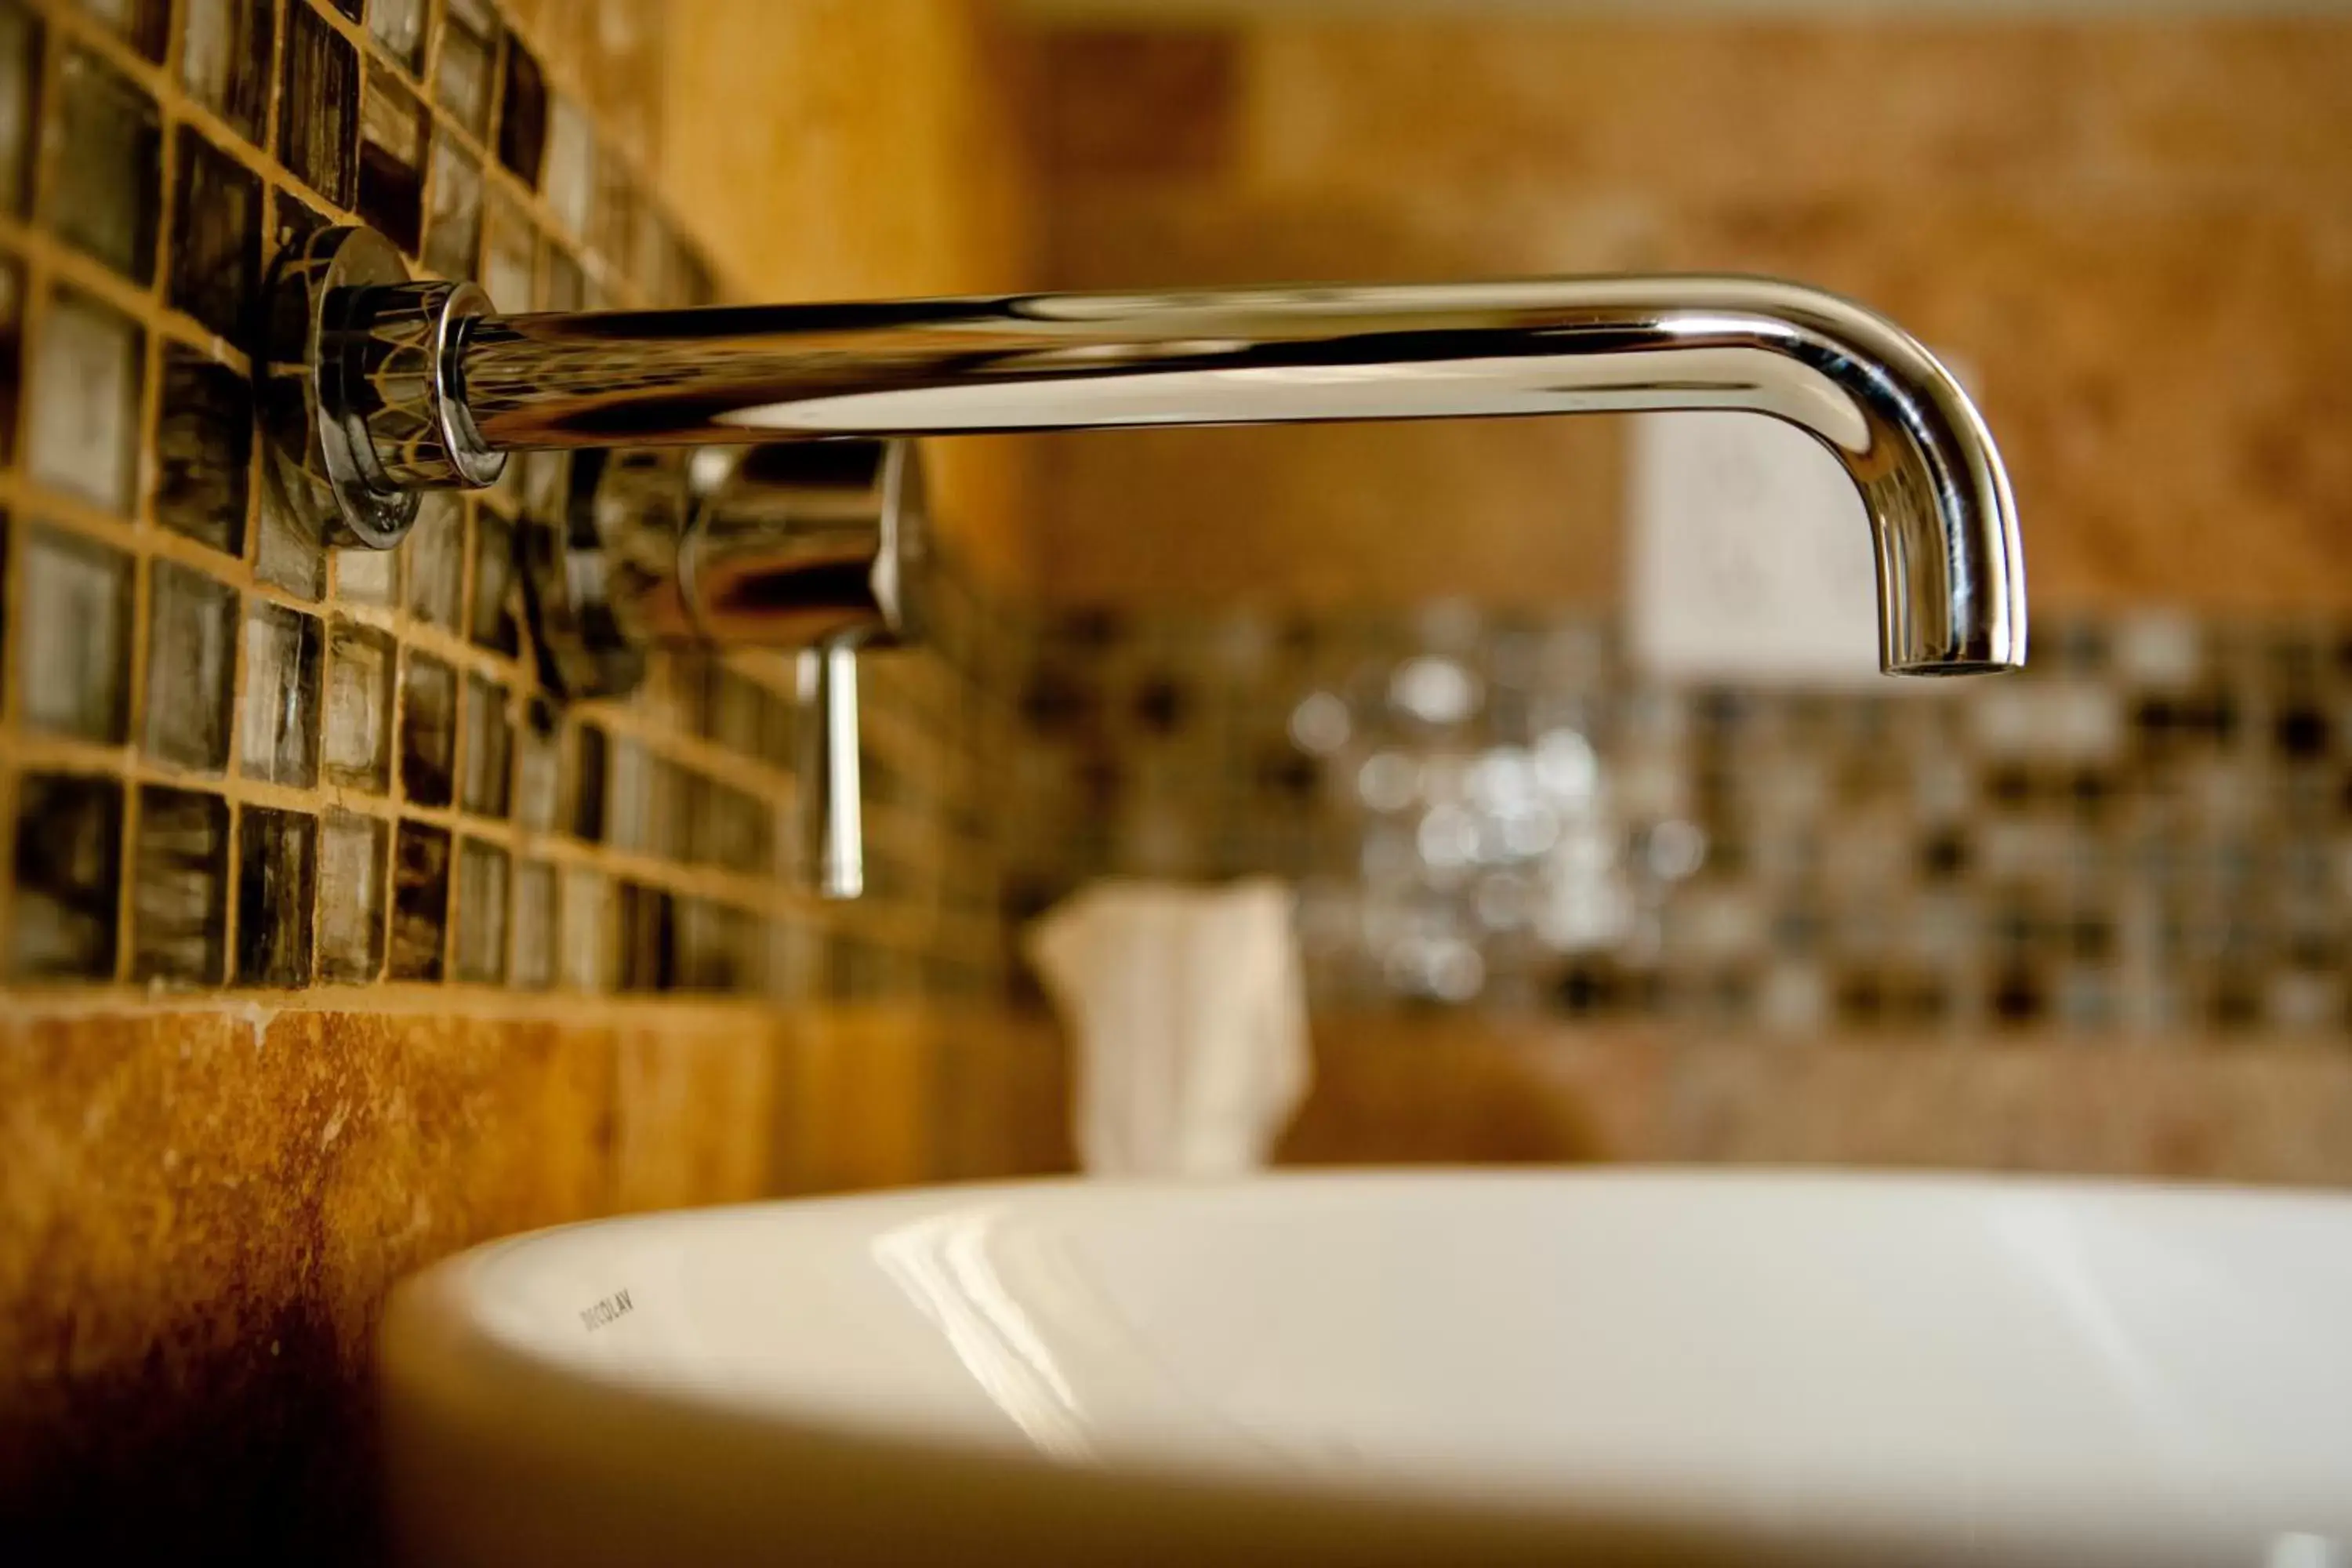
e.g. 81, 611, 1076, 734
449, 276, 2024, 676
263, 228, 2027, 904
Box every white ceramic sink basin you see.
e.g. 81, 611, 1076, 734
383, 1171, 2352, 1566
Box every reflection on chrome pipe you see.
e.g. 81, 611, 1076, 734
456, 277, 2023, 676
797, 641, 864, 903
681, 438, 927, 652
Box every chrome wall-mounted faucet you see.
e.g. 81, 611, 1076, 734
264, 225, 2026, 898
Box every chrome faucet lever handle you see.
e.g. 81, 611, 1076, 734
510, 432, 924, 900
797, 639, 866, 902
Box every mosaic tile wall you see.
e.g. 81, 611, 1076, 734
0, 0, 1011, 1008
1007, 605, 2352, 1041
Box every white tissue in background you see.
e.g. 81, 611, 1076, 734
1025, 879, 1310, 1178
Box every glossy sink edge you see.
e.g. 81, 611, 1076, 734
380, 1169, 2351, 1568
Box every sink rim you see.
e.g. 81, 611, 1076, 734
380, 1168, 2352, 1568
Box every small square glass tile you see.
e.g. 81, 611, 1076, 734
240, 601, 323, 786
543, 247, 583, 314
132, 785, 228, 984
560, 865, 605, 991
470, 510, 518, 653
496, 35, 546, 185
615, 881, 663, 990
511, 858, 554, 989
279, 0, 358, 208
460, 673, 511, 817
0, 1, 38, 218
455, 837, 506, 983
514, 712, 558, 830
591, 158, 634, 273
570, 722, 608, 841
27, 287, 142, 516
154, 347, 251, 556
481, 192, 538, 314
11, 772, 122, 978
53, 45, 160, 281
324, 619, 395, 791
20, 526, 130, 743
607, 737, 650, 852
358, 62, 426, 254
334, 543, 398, 606
69, 0, 168, 58
368, 0, 426, 74
143, 558, 238, 772
180, 0, 275, 143
404, 492, 463, 626
169, 126, 262, 343
255, 474, 328, 600
511, 449, 565, 524
423, 134, 482, 281
713, 670, 768, 756
318, 809, 387, 982
434, 0, 496, 137
0, 258, 18, 467
390, 819, 449, 980
543, 96, 593, 239
236, 805, 315, 985
401, 652, 457, 807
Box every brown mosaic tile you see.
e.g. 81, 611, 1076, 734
51, 45, 160, 281
235, 805, 316, 985
179, 0, 275, 143
153, 347, 251, 556
130, 786, 229, 984
169, 128, 263, 343
510, 857, 554, 989
459, 673, 511, 818
332, 539, 397, 606
454, 837, 507, 982
369, 0, 427, 74
436, 0, 499, 138
401, 495, 463, 630
11, 772, 122, 979
0, 0, 39, 218
27, 285, 142, 516
569, 720, 608, 842
512, 703, 558, 830
0, 256, 19, 466
358, 62, 426, 254
71, 0, 170, 60
143, 560, 238, 773
240, 602, 322, 786
496, 33, 546, 187
399, 651, 456, 807
468, 509, 519, 655
559, 863, 606, 990
279, 0, 358, 208
318, 809, 387, 982
423, 132, 483, 280
20, 527, 131, 743
389, 818, 449, 979
480, 187, 537, 311
323, 619, 395, 792
254, 478, 328, 601
543, 95, 592, 239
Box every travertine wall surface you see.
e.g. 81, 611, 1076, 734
1025, 16, 2352, 612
